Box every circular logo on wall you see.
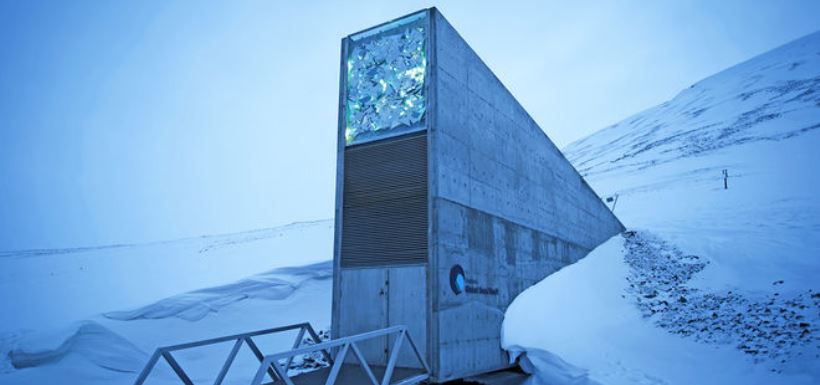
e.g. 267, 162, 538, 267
449, 264, 466, 295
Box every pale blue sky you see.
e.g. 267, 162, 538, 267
1, 0, 818, 250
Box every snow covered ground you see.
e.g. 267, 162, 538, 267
1, 27, 818, 385
503, 31, 820, 384
0, 221, 333, 384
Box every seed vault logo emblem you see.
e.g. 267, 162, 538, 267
448, 264, 500, 296
449, 264, 466, 294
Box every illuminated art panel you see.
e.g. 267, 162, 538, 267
345, 12, 427, 146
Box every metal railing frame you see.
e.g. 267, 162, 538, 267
133, 322, 330, 385
250, 325, 430, 385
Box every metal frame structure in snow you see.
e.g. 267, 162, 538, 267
132, 323, 430, 385
250, 325, 429, 385
133, 323, 325, 385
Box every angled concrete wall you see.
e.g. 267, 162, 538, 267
429, 9, 624, 381
332, 8, 624, 383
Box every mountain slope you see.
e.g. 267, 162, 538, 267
562, 31, 820, 295
566, 31, 820, 178
503, 31, 820, 385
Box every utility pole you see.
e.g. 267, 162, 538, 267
723, 169, 728, 190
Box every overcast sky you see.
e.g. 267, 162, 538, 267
1, 0, 819, 250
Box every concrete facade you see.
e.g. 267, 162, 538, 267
429, 10, 624, 380
332, 8, 625, 383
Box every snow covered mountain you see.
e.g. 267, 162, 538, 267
565, 31, 820, 179
503, 31, 820, 384
2, 29, 819, 385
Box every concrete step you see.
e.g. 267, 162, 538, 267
461, 368, 530, 385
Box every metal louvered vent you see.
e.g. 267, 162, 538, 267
341, 131, 428, 268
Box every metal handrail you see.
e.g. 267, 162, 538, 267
133, 322, 330, 385
250, 325, 430, 385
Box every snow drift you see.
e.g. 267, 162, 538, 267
4, 321, 146, 373
0, 220, 333, 332
104, 261, 331, 322
0, 222, 332, 385
503, 31, 820, 384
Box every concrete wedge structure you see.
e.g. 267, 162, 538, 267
332, 7, 625, 383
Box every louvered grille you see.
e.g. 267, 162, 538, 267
341, 132, 428, 267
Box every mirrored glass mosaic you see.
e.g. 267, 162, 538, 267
345, 14, 427, 146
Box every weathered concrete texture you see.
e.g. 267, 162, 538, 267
433, 200, 589, 379
334, 8, 624, 384
430, 9, 624, 381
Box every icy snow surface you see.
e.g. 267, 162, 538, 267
0, 221, 333, 384
503, 31, 820, 384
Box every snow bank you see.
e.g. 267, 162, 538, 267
502, 29, 820, 384
104, 261, 331, 322
0, 220, 333, 332
0, 261, 332, 385
0, 222, 334, 385
507, 346, 602, 385
2, 321, 146, 374
502, 236, 818, 385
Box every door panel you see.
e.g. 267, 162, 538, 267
388, 266, 428, 368
338, 268, 388, 365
